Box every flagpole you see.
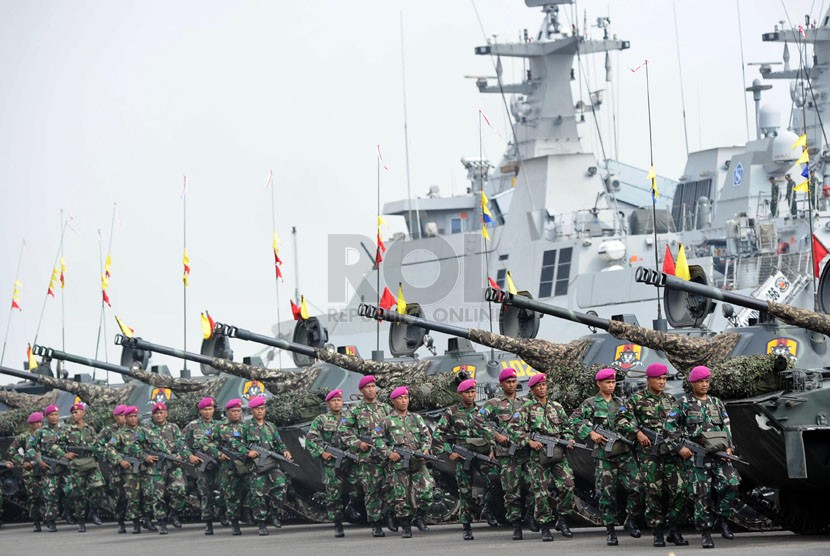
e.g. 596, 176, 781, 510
182, 176, 188, 375
34, 217, 69, 345
268, 170, 283, 369
479, 111, 495, 364
644, 61, 664, 323
0, 239, 26, 366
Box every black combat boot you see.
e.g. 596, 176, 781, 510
170, 511, 182, 528
401, 517, 412, 539
77, 521, 86, 533
334, 520, 345, 538
117, 519, 126, 534
512, 520, 523, 540
666, 526, 688, 545
606, 524, 618, 546
719, 519, 734, 539
540, 523, 554, 542
555, 516, 573, 538
702, 531, 715, 549
653, 528, 665, 547
371, 521, 385, 537
384, 510, 398, 532
462, 523, 474, 540
158, 519, 168, 535
89, 510, 102, 526
131, 520, 141, 534
258, 521, 269, 536
231, 519, 242, 536
33, 521, 42, 533
413, 510, 429, 532
204, 521, 214, 536
46, 520, 57, 533
623, 515, 641, 538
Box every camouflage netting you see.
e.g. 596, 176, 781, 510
684, 354, 785, 399
466, 329, 594, 372
769, 301, 830, 336
606, 320, 741, 373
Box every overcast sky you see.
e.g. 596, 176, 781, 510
0, 0, 816, 383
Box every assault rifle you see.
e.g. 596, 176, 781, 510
680, 438, 749, 468
639, 427, 670, 457
322, 445, 357, 470
490, 423, 518, 456
249, 444, 299, 468
451, 444, 499, 471
529, 433, 589, 457
593, 425, 636, 453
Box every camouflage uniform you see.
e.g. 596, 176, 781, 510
62, 422, 106, 522
432, 403, 496, 524
628, 389, 687, 529
306, 410, 357, 521
215, 419, 248, 521
27, 423, 66, 523
664, 394, 740, 532
146, 420, 192, 520
571, 395, 642, 526
243, 419, 289, 523
522, 399, 577, 525
344, 399, 391, 523
480, 394, 530, 524
8, 431, 42, 524
375, 411, 434, 520
182, 417, 221, 521
104, 424, 144, 521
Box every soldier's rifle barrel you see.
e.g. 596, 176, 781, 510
357, 304, 473, 338
634, 267, 769, 312
31, 345, 133, 376
212, 323, 316, 357
485, 287, 610, 330
115, 335, 214, 366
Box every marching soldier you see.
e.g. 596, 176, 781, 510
6, 411, 44, 531
244, 395, 293, 536
480, 368, 530, 540
664, 365, 740, 549
376, 386, 435, 539
344, 375, 393, 537
571, 368, 642, 546
104, 406, 144, 534
629, 363, 689, 547
27, 404, 70, 532
62, 402, 106, 532
182, 397, 222, 535
432, 378, 495, 541
97, 405, 127, 533
216, 398, 248, 535
306, 389, 357, 538
144, 401, 191, 532
523, 373, 577, 541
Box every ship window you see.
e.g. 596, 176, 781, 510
496, 269, 507, 289
539, 248, 572, 298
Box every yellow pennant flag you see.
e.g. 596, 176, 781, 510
796, 149, 810, 165
506, 271, 518, 295
793, 133, 807, 149
794, 180, 810, 193
300, 295, 310, 320
115, 315, 135, 338
200, 312, 212, 339
396, 283, 407, 314
675, 244, 691, 281
27, 344, 38, 370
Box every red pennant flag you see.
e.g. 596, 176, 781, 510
379, 287, 396, 310
102, 290, 112, 307
488, 277, 500, 290
290, 300, 302, 321
662, 245, 676, 275
813, 234, 829, 278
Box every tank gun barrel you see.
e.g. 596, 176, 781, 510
32, 344, 132, 376
357, 303, 474, 339
213, 323, 317, 358
485, 287, 611, 330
